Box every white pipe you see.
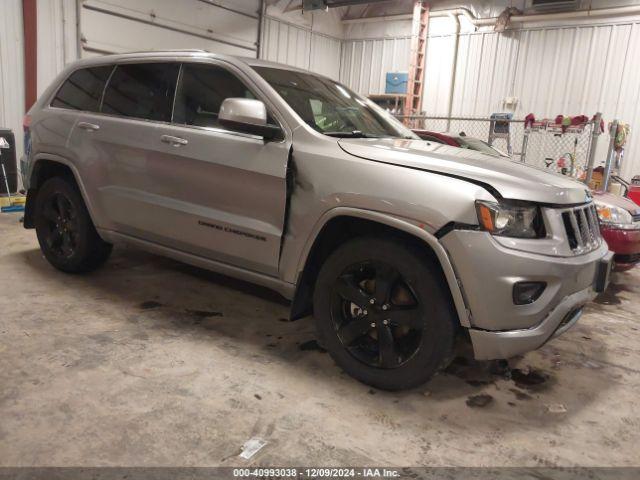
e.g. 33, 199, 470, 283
342, 4, 640, 26
430, 8, 494, 27
342, 13, 412, 24
445, 12, 460, 131
510, 5, 640, 23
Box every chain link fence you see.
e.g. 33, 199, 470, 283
396, 115, 600, 182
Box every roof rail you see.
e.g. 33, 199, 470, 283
122, 48, 211, 54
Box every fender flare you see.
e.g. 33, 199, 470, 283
28, 153, 100, 227
293, 207, 471, 328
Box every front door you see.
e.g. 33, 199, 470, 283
153, 62, 290, 276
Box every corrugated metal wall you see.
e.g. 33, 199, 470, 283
0, 0, 25, 169
260, 16, 342, 79
37, 0, 77, 96
339, 36, 411, 94
341, 18, 640, 178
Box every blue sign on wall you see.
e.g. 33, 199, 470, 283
385, 72, 408, 94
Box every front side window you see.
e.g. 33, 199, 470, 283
51, 66, 113, 112
253, 66, 418, 140
102, 63, 179, 122
173, 64, 256, 128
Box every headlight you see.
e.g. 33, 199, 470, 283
476, 200, 545, 238
595, 201, 637, 230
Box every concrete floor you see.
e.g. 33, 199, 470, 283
1, 211, 639, 468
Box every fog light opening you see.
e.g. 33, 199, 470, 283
513, 281, 546, 305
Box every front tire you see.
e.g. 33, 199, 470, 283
313, 236, 457, 390
34, 176, 112, 273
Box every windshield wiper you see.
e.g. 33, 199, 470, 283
324, 130, 381, 138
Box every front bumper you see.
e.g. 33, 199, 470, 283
468, 286, 593, 359
440, 230, 612, 359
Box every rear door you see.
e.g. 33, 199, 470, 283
153, 62, 290, 276
67, 62, 180, 234
35, 65, 114, 180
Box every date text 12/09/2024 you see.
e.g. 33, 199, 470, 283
232, 468, 401, 478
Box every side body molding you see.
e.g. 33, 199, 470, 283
293, 207, 471, 328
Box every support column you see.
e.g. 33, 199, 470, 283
23, 0, 37, 111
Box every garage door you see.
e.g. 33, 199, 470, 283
79, 0, 259, 58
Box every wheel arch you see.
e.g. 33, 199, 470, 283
289, 207, 471, 327
24, 154, 97, 229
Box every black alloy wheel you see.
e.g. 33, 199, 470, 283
39, 192, 80, 260
35, 176, 112, 273
313, 236, 457, 390
331, 260, 423, 369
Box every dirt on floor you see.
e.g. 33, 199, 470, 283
0, 212, 639, 467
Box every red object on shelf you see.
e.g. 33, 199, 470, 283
628, 185, 640, 206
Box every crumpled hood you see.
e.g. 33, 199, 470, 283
338, 138, 591, 205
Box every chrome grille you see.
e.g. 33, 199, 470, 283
561, 204, 602, 254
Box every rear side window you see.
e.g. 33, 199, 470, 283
51, 66, 113, 111
102, 63, 179, 122
173, 64, 255, 128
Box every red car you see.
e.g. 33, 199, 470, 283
593, 192, 640, 270
414, 130, 640, 270
412, 130, 510, 158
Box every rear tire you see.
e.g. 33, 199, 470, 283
313, 236, 457, 390
34, 176, 112, 273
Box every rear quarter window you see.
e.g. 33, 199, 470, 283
50, 65, 114, 111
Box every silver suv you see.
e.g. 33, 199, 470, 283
21, 51, 613, 390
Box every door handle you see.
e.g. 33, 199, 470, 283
77, 122, 100, 132
160, 135, 188, 147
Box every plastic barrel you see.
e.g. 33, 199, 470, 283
0, 129, 18, 195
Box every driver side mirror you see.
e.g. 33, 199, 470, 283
219, 98, 283, 140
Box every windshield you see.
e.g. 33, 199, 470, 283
455, 136, 508, 158
253, 66, 418, 140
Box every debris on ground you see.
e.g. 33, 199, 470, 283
139, 301, 162, 310
466, 379, 491, 387
299, 340, 327, 352
466, 394, 493, 408
510, 388, 533, 401
546, 403, 567, 413
510, 368, 549, 390
186, 309, 223, 319
489, 359, 511, 378
239, 437, 267, 459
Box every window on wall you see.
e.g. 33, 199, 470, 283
102, 63, 179, 122
51, 66, 114, 112
173, 64, 256, 128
